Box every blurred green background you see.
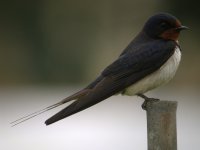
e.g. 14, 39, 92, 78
0, 0, 199, 87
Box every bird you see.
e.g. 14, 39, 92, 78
11, 12, 188, 126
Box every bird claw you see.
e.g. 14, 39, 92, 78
141, 98, 160, 110
137, 94, 160, 110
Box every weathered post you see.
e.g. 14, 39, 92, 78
146, 100, 177, 150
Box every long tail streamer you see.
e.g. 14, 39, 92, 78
10, 102, 63, 127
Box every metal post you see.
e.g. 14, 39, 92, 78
146, 100, 177, 150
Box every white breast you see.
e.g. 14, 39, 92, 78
123, 46, 181, 96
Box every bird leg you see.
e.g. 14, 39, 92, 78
137, 94, 160, 110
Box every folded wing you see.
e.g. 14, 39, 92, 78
45, 40, 177, 125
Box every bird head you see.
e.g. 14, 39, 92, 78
143, 13, 188, 41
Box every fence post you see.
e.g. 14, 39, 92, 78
146, 100, 177, 150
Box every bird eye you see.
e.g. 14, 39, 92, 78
160, 22, 168, 28
160, 22, 166, 27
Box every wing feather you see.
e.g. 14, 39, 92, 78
45, 40, 177, 125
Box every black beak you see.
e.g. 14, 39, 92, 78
176, 25, 189, 31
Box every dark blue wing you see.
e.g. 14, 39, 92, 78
45, 40, 177, 125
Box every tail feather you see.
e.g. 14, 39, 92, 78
45, 95, 99, 125
10, 89, 90, 127
10, 103, 62, 127
45, 87, 113, 125
45, 77, 120, 125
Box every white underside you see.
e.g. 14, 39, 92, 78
123, 46, 181, 96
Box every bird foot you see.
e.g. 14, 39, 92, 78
137, 94, 160, 110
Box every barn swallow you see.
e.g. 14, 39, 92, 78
11, 12, 188, 126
